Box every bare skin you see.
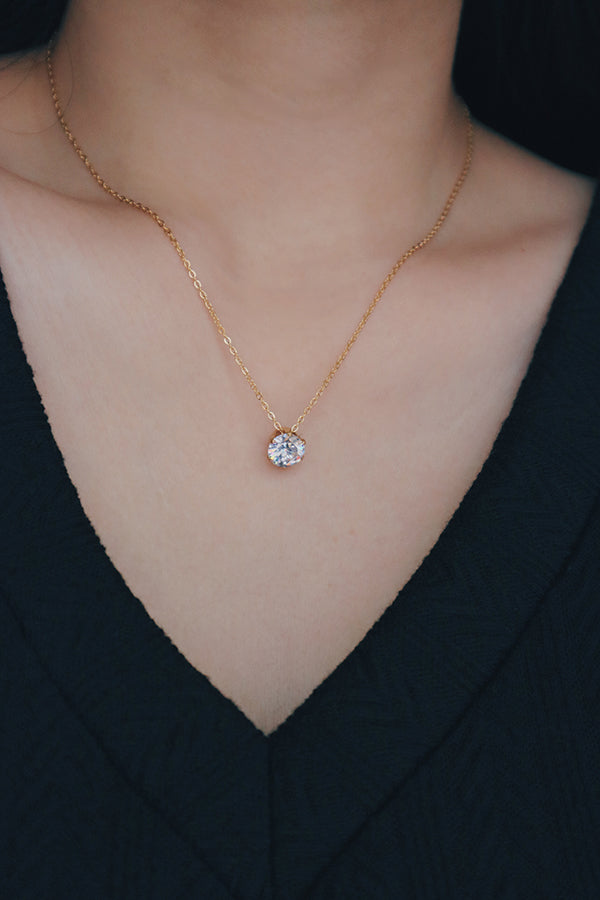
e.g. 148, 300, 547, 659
0, 0, 594, 733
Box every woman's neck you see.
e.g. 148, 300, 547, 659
49, 0, 466, 269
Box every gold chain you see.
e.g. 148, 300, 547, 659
47, 44, 473, 438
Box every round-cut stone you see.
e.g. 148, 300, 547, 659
267, 432, 306, 468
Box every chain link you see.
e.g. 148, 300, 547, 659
47, 44, 473, 437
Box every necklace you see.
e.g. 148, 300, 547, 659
46, 44, 474, 469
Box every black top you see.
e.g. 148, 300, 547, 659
1, 190, 600, 900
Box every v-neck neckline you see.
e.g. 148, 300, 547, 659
1, 186, 600, 899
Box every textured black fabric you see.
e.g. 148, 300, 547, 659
1, 190, 600, 899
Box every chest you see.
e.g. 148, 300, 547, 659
0, 204, 562, 733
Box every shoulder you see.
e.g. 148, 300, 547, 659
0, 51, 50, 180
435, 120, 598, 336
464, 122, 596, 251
0, 48, 94, 211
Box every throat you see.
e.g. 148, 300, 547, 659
49, 0, 465, 247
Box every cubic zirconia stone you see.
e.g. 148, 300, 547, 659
267, 432, 306, 467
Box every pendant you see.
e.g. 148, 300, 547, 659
267, 431, 306, 468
